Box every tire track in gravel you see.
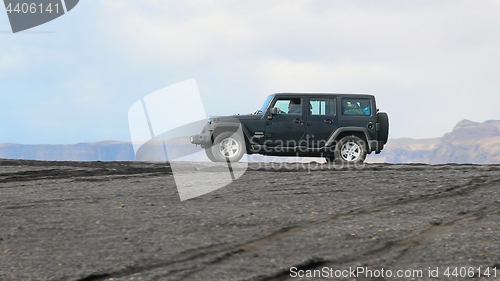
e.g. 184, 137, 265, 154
0, 160, 172, 184
256, 204, 500, 281
0, 167, 170, 184
72, 173, 500, 281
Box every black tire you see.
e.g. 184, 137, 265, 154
210, 131, 245, 162
324, 155, 335, 162
334, 136, 367, 164
205, 148, 217, 162
377, 112, 389, 144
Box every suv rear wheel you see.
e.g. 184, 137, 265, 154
210, 131, 245, 162
334, 136, 367, 164
324, 155, 335, 162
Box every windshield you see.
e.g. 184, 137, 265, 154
257, 94, 274, 114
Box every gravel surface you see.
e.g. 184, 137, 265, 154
0, 159, 499, 281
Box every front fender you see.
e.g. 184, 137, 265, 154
212, 122, 252, 143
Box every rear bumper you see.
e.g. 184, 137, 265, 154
368, 140, 384, 154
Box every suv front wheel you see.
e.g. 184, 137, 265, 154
209, 131, 245, 162
334, 136, 367, 164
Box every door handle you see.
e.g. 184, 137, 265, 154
293, 118, 303, 124
324, 119, 334, 124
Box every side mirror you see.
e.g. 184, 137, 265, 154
269, 107, 278, 115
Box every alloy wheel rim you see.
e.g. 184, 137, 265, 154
340, 141, 361, 161
218, 137, 240, 158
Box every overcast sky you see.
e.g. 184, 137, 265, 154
1, 0, 500, 144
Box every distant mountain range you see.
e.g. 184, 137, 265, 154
367, 119, 500, 164
1, 119, 500, 164
0, 141, 135, 161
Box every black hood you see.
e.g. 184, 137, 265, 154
210, 113, 263, 122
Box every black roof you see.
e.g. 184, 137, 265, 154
273, 93, 374, 98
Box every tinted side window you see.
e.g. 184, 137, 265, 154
310, 98, 336, 116
272, 98, 302, 115
341, 98, 371, 116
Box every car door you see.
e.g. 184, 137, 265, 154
305, 97, 338, 150
265, 97, 306, 151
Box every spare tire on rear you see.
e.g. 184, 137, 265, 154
377, 112, 389, 144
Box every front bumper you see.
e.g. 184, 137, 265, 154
190, 132, 212, 146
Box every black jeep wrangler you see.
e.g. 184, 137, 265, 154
190, 93, 389, 164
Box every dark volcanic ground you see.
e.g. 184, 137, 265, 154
0, 160, 499, 281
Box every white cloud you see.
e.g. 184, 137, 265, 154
94, 0, 500, 138
97, 1, 258, 65
4, 0, 500, 143
253, 59, 407, 93
0, 54, 24, 69
0, 53, 28, 76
